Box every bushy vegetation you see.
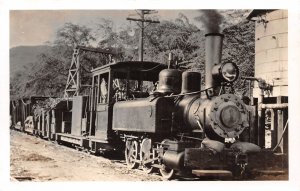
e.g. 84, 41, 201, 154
10, 11, 254, 100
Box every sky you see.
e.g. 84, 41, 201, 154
10, 10, 204, 48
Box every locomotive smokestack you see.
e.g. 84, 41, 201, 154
205, 33, 224, 91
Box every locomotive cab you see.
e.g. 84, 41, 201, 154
88, 61, 167, 152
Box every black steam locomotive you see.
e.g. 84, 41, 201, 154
10, 33, 284, 180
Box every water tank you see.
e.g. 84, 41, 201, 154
250, 10, 288, 97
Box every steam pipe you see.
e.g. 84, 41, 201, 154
257, 102, 288, 147
168, 53, 173, 69
242, 76, 275, 147
257, 88, 265, 147
260, 103, 288, 109
205, 33, 224, 95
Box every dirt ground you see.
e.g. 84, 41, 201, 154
10, 130, 288, 181
10, 130, 162, 181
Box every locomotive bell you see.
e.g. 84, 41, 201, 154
181, 71, 201, 94
156, 69, 182, 95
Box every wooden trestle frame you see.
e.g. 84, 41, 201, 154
64, 46, 116, 98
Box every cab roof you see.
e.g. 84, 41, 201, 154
91, 61, 167, 73
91, 61, 167, 81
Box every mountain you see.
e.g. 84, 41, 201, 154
10, 45, 51, 79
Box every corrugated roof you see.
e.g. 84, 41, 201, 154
246, 9, 277, 20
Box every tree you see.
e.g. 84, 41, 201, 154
222, 20, 255, 96
96, 19, 119, 48
140, 13, 202, 65
55, 22, 96, 47
95, 19, 133, 61
10, 23, 99, 99
13, 46, 72, 98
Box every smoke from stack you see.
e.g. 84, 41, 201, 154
195, 10, 224, 33
195, 10, 225, 93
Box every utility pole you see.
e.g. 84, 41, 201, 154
127, 10, 160, 61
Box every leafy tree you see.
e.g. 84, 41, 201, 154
55, 22, 96, 47
222, 20, 255, 96
11, 46, 72, 98
136, 13, 202, 65
95, 19, 135, 61
96, 19, 119, 48
10, 23, 99, 99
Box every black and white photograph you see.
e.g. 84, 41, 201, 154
1, 0, 300, 191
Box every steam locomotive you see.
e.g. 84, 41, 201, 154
10, 33, 284, 180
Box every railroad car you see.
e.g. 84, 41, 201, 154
10, 96, 49, 133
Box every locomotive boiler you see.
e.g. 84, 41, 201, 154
174, 33, 247, 140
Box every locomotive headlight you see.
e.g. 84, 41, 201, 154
212, 62, 239, 83
221, 62, 239, 82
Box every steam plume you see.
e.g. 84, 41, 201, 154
195, 10, 224, 33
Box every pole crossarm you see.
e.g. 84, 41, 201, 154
76, 45, 116, 55
126, 9, 160, 62
126, 18, 160, 23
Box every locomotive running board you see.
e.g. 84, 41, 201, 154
251, 169, 286, 176
192, 170, 232, 178
56, 133, 89, 147
88, 136, 109, 143
151, 164, 164, 169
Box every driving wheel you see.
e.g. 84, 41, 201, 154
140, 138, 154, 174
125, 140, 139, 169
159, 165, 175, 180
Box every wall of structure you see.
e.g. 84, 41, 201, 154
253, 9, 288, 97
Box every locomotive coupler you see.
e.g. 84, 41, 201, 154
234, 152, 248, 176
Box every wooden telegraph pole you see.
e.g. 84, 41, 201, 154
127, 10, 160, 61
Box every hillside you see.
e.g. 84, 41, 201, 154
10, 45, 51, 79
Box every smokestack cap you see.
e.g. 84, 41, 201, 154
205, 33, 224, 37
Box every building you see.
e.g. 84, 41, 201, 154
247, 9, 288, 97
